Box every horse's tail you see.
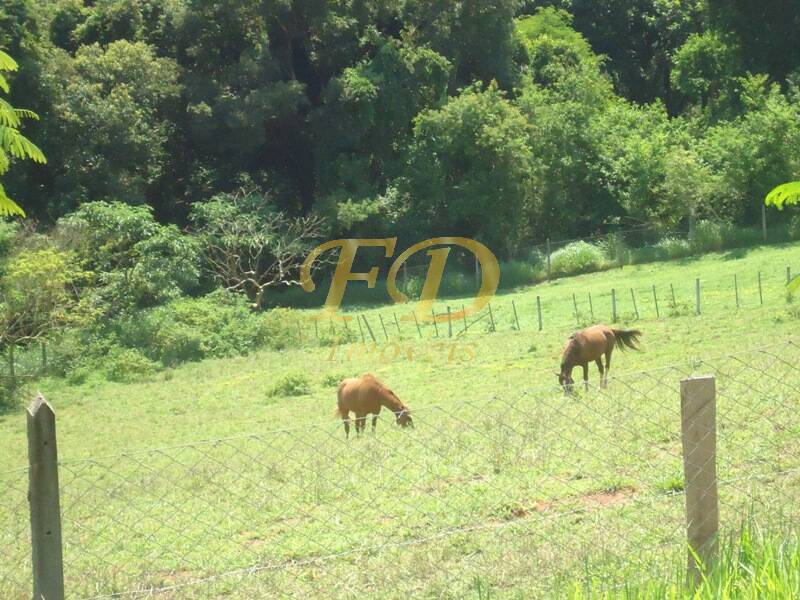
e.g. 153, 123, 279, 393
334, 382, 346, 419
611, 328, 642, 352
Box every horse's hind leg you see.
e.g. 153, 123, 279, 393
582, 362, 589, 392
604, 349, 612, 388
595, 358, 604, 389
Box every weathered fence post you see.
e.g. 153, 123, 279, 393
8, 344, 16, 391
758, 272, 763, 306
378, 313, 389, 341
356, 315, 365, 343
446, 306, 452, 338
28, 394, 65, 600
680, 375, 719, 587
431, 310, 439, 338
511, 300, 521, 331
546, 239, 551, 277
652, 285, 660, 318
671, 283, 677, 308
611, 288, 617, 322
572, 293, 580, 325
630, 288, 639, 320
695, 278, 701, 315
734, 275, 739, 309
588, 292, 594, 321
393, 312, 402, 336
787, 266, 792, 285
314, 319, 320, 341
462, 304, 468, 334
487, 303, 496, 332
362, 315, 377, 343
413, 312, 422, 338
41, 342, 47, 373
536, 296, 543, 331
474, 255, 480, 288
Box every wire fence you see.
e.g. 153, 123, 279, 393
2, 340, 800, 598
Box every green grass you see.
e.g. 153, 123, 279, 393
2, 242, 800, 598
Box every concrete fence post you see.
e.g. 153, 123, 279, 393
27, 394, 65, 600
680, 375, 719, 587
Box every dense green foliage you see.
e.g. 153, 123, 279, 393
0, 0, 798, 246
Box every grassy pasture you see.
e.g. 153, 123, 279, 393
2, 242, 800, 598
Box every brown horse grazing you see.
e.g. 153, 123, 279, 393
557, 325, 642, 393
335, 373, 413, 438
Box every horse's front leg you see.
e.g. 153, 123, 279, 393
371, 414, 378, 434
340, 409, 351, 438
582, 363, 589, 392
355, 413, 367, 436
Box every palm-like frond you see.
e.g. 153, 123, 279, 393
0, 125, 46, 163
765, 182, 800, 209
0, 50, 18, 73
0, 182, 25, 217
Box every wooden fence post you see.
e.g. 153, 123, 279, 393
572, 293, 580, 325
8, 344, 15, 391
695, 278, 701, 315
611, 288, 617, 322
41, 342, 47, 373
356, 315, 365, 343
734, 275, 739, 309
536, 296, 543, 331
588, 292, 594, 321
431, 310, 439, 338
413, 313, 422, 338
487, 303, 496, 332
787, 266, 791, 285
680, 376, 719, 587
446, 306, 452, 338
671, 283, 677, 308
28, 394, 65, 600
378, 313, 389, 341
393, 313, 402, 336
758, 272, 763, 306
362, 315, 377, 343
652, 285, 660, 318
461, 304, 468, 334
630, 288, 639, 320
511, 300, 521, 331
546, 239, 551, 277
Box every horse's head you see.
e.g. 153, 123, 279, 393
556, 369, 574, 395
396, 408, 414, 429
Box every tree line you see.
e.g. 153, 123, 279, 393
2, 0, 800, 258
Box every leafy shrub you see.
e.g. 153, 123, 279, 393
500, 260, 542, 289
720, 224, 761, 248
690, 220, 724, 253
321, 372, 352, 387
550, 241, 606, 276
317, 319, 360, 347
439, 271, 475, 297
105, 348, 158, 383
116, 291, 262, 366
258, 307, 306, 350
654, 237, 692, 260
0, 220, 19, 261
267, 372, 312, 398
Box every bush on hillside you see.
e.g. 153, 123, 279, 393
550, 241, 606, 276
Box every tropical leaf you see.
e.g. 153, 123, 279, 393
0, 98, 21, 127
0, 73, 8, 94
0, 126, 46, 163
0, 182, 25, 217
765, 182, 800, 209
0, 50, 18, 73
788, 275, 800, 295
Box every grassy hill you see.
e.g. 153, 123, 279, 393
2, 242, 800, 598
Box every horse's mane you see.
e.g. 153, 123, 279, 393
561, 335, 578, 368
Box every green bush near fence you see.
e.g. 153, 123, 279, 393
550, 241, 607, 276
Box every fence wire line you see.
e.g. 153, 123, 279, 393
7, 338, 790, 472
2, 339, 800, 598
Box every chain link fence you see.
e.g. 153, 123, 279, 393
2, 340, 800, 598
